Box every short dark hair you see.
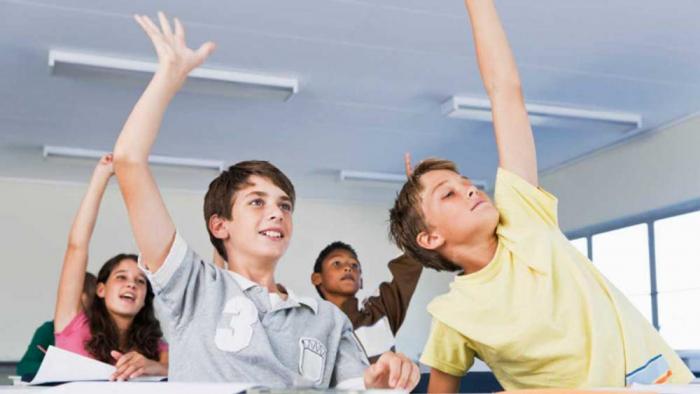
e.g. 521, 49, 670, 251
389, 158, 462, 272
313, 241, 359, 298
204, 160, 295, 261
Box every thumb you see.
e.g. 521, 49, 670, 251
110, 350, 123, 360
195, 41, 216, 62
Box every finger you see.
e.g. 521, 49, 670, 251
404, 152, 412, 177
364, 362, 382, 382
115, 352, 133, 368
117, 364, 138, 381
157, 11, 174, 42
173, 17, 186, 47
396, 358, 413, 389
111, 350, 123, 361
195, 41, 216, 63
410, 363, 421, 390
388, 355, 402, 387
130, 367, 145, 379
135, 15, 168, 53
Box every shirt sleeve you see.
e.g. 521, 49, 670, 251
420, 319, 475, 377
138, 231, 223, 329
356, 254, 423, 335
494, 167, 559, 230
332, 319, 370, 388
494, 168, 560, 273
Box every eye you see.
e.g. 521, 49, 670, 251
116, 274, 126, 280
137, 278, 146, 285
351, 263, 359, 270
250, 198, 264, 207
280, 202, 293, 211
442, 190, 454, 199
332, 261, 341, 268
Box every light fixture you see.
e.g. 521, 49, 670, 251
48, 49, 299, 101
339, 170, 487, 190
43, 145, 224, 172
442, 96, 642, 131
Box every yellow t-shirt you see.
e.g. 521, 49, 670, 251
420, 168, 693, 389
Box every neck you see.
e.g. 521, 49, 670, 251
109, 312, 134, 348
227, 249, 279, 292
447, 233, 499, 275
322, 291, 355, 309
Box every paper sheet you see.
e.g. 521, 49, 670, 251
28, 346, 164, 385
44, 382, 258, 394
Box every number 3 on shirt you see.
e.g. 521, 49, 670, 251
215, 296, 257, 352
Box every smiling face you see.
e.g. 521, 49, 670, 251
96, 258, 147, 318
416, 169, 500, 252
313, 249, 362, 297
216, 175, 294, 265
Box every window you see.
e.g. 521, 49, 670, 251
654, 211, 700, 349
569, 237, 588, 257
592, 224, 652, 322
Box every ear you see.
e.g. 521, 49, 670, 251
416, 229, 445, 251
311, 272, 322, 286
96, 283, 106, 299
208, 214, 230, 241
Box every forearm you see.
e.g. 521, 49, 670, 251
66, 169, 110, 249
113, 73, 180, 165
464, 0, 522, 96
427, 368, 461, 393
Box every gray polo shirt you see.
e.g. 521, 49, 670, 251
141, 232, 369, 388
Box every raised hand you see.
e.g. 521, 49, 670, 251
134, 12, 216, 89
363, 351, 420, 390
404, 152, 413, 178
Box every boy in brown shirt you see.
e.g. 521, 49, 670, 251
311, 242, 422, 362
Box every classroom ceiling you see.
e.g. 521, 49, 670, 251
1, 0, 699, 202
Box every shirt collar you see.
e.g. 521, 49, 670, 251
227, 271, 318, 314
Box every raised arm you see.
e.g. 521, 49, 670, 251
55, 155, 113, 332
113, 13, 215, 271
464, 0, 538, 186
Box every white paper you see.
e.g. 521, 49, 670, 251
29, 346, 116, 385
631, 383, 700, 394
28, 346, 165, 385
44, 382, 258, 394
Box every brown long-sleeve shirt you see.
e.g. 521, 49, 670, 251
338, 254, 423, 362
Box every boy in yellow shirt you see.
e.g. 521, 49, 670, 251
388, 0, 694, 391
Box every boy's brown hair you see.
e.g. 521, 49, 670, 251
204, 160, 295, 261
389, 158, 462, 272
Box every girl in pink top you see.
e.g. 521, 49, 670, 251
54, 154, 168, 381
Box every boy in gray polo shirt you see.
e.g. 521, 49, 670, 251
111, 12, 419, 391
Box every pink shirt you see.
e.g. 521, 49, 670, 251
55, 311, 168, 360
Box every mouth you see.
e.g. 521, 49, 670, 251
119, 292, 136, 303
259, 229, 284, 239
470, 200, 486, 211
340, 274, 355, 282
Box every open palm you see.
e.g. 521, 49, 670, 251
134, 12, 216, 85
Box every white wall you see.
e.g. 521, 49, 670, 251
540, 114, 700, 232
0, 176, 452, 361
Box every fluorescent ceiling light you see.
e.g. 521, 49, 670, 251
49, 49, 299, 101
442, 96, 642, 130
339, 170, 487, 190
43, 145, 224, 172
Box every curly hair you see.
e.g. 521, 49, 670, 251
86, 254, 163, 364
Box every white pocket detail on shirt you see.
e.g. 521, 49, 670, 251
215, 296, 257, 352
298, 337, 327, 385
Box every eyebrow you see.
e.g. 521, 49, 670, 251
114, 269, 146, 280
430, 179, 450, 198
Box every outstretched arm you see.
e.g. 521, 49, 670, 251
55, 155, 113, 332
113, 12, 215, 272
464, 0, 538, 186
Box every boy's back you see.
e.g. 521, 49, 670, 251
420, 168, 693, 389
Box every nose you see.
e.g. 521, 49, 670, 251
467, 185, 478, 199
268, 205, 284, 222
